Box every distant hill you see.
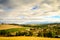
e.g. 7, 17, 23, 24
0, 23, 60, 30
20, 23, 60, 28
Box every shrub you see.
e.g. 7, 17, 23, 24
25, 31, 33, 36
0, 30, 6, 35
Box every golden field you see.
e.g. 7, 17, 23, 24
0, 36, 60, 40
0, 24, 23, 30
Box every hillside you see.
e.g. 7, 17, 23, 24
0, 24, 23, 30
0, 23, 60, 38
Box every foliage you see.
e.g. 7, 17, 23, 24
0, 23, 60, 38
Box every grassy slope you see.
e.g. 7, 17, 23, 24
0, 24, 23, 30
0, 24, 30, 33
0, 36, 60, 40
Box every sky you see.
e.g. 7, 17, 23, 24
0, 0, 60, 24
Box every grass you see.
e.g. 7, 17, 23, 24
5, 27, 30, 32
0, 36, 60, 40
0, 24, 30, 33
0, 24, 23, 30
0, 27, 30, 33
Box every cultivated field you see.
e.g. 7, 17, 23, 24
0, 36, 60, 40
0, 24, 23, 30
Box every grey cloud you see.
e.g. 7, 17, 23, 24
0, 0, 38, 10
0, 0, 9, 6
57, 0, 60, 2
0, 0, 8, 4
19, 0, 36, 4
41, 0, 54, 5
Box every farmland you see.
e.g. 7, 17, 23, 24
0, 23, 60, 40
0, 36, 60, 40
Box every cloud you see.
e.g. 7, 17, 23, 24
0, 0, 60, 24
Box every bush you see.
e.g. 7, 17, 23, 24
46, 31, 56, 38
37, 32, 43, 37
47, 31, 53, 37
25, 31, 33, 36
0, 30, 6, 35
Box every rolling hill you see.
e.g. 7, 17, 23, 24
0, 24, 23, 30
